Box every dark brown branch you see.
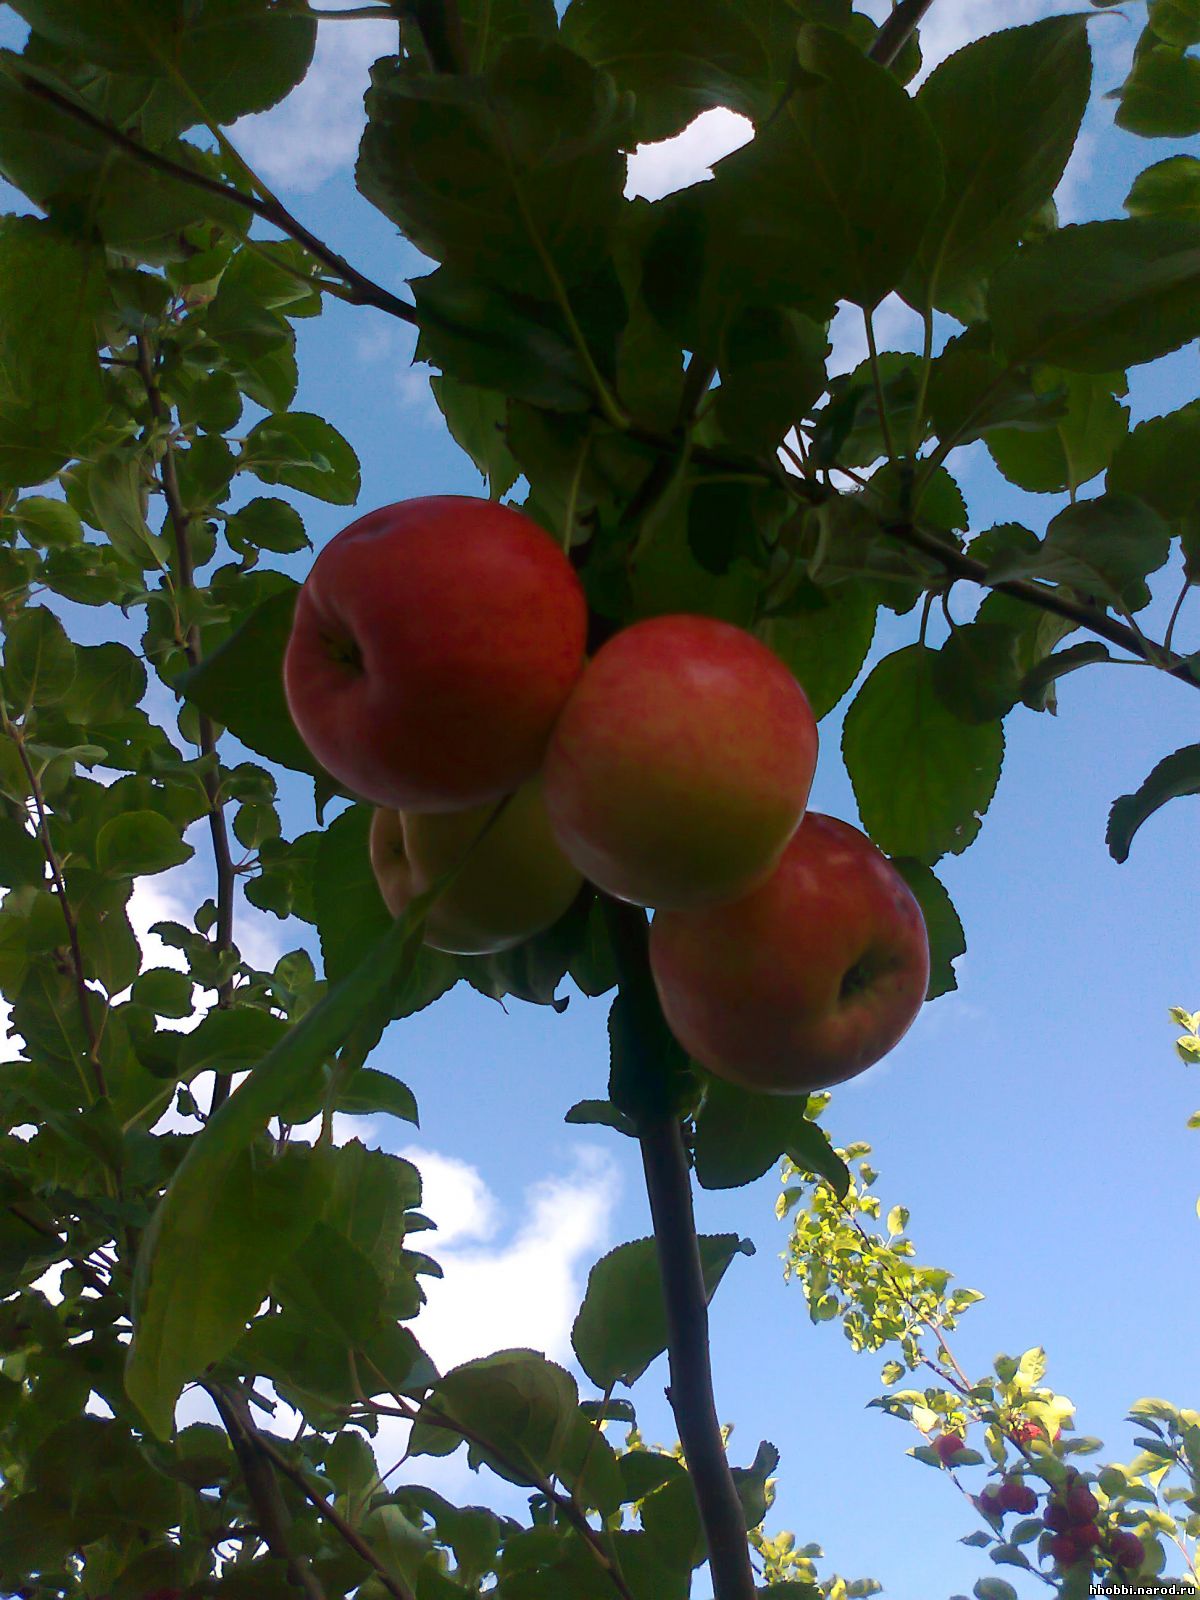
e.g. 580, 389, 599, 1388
7, 67, 417, 327
1, 718, 105, 1098
9, 1203, 110, 1294
884, 518, 1198, 685
254, 1432, 418, 1600
136, 340, 238, 1110
207, 1385, 326, 1600
602, 902, 756, 1600
868, 0, 936, 67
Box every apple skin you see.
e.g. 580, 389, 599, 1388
284, 497, 587, 811
368, 779, 583, 956
649, 812, 929, 1094
543, 614, 818, 910
932, 1432, 965, 1467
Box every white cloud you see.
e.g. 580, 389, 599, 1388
400, 1144, 620, 1373
234, 6, 399, 194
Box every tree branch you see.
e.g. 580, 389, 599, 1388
602, 902, 756, 1600
206, 1384, 327, 1600
868, 0, 936, 67
136, 339, 238, 1110
253, 1432, 419, 1600
882, 518, 1199, 685
1, 717, 105, 1099
5, 66, 417, 327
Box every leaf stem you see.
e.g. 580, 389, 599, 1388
863, 306, 898, 464
868, 0, 936, 67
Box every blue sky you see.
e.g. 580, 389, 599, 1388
4, 1, 1200, 1594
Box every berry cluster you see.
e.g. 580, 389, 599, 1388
1043, 1475, 1144, 1574
285, 498, 931, 1094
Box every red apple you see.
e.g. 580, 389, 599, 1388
649, 813, 929, 1093
999, 1480, 1038, 1515
1108, 1530, 1145, 1570
284, 497, 586, 811
1065, 1482, 1099, 1524
369, 779, 583, 956
543, 614, 817, 910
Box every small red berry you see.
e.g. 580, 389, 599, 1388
1108, 1530, 1145, 1570
999, 1480, 1038, 1514
1065, 1482, 1099, 1523
933, 1432, 965, 1466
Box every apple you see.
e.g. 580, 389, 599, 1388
285, 497, 586, 811
1043, 1503, 1071, 1533
932, 1431, 966, 1466
649, 812, 929, 1093
977, 1485, 1005, 1518
1047, 1532, 1091, 1566
542, 614, 817, 910
369, 778, 583, 956
1065, 1482, 1099, 1524
999, 1480, 1038, 1515
1108, 1530, 1145, 1570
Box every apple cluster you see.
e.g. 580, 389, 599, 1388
284, 497, 931, 1095
1042, 1475, 1145, 1575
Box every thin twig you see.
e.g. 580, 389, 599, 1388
4, 66, 417, 328
136, 339, 238, 1110
2, 719, 105, 1098
206, 1384, 326, 1600
868, 0, 936, 67
254, 1433, 419, 1600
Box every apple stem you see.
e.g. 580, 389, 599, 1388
602, 899, 758, 1600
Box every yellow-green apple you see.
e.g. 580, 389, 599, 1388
542, 614, 818, 909
368, 779, 583, 955
285, 497, 586, 811
649, 812, 929, 1092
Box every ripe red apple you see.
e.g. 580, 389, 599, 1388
999, 1480, 1038, 1515
369, 780, 583, 956
1043, 1503, 1071, 1533
1047, 1531, 1091, 1566
1108, 1530, 1145, 1570
933, 1431, 966, 1466
1065, 1482, 1099, 1524
649, 813, 929, 1093
978, 1485, 1005, 1518
285, 497, 586, 811
542, 614, 817, 910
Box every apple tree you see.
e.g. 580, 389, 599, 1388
0, 0, 1197, 1597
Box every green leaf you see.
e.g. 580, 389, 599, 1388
1116, 43, 1200, 138
315, 804, 391, 981
842, 644, 1005, 863
926, 343, 1069, 449
0, 813, 42, 888
3, 605, 75, 710
95, 812, 193, 877
693, 1081, 847, 1191
1126, 154, 1200, 219
130, 967, 194, 1020
1108, 398, 1200, 518
1020, 640, 1112, 713
988, 493, 1171, 612
85, 452, 168, 568
891, 861, 965, 1000
561, 0, 797, 142
336, 1067, 419, 1126
10, 496, 82, 548
8, 0, 317, 129
430, 377, 519, 496
1151, 0, 1200, 46
224, 497, 309, 556
707, 25, 943, 311
989, 217, 1200, 373
0, 218, 106, 487
180, 586, 333, 783
127, 893, 434, 1435
414, 268, 594, 411
128, 1142, 330, 1438
762, 583, 877, 720
62, 643, 147, 726
986, 370, 1128, 496
713, 308, 829, 456
178, 1007, 290, 1078
239, 413, 360, 505
1107, 744, 1200, 862
359, 40, 628, 297
905, 17, 1090, 312
572, 1235, 753, 1388
410, 1351, 580, 1485
932, 622, 1023, 724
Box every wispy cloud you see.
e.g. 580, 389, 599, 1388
233, 5, 398, 194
